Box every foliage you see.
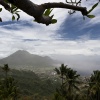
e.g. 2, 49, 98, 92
0, 64, 100, 100
34, 8, 57, 24
88, 70, 100, 100
0, 65, 60, 100
54, 64, 100, 100
54, 64, 80, 100
86, 1, 100, 19
0, 64, 19, 100
43, 8, 57, 24
1, 0, 20, 21
0, 0, 99, 25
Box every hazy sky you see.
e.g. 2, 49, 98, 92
0, 0, 100, 74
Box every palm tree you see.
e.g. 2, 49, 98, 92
64, 68, 80, 100
2, 64, 10, 79
0, 64, 19, 100
55, 64, 68, 85
54, 64, 80, 100
88, 70, 100, 100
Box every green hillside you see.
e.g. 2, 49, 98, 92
0, 66, 60, 100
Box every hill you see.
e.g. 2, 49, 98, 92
0, 50, 57, 70
0, 66, 60, 100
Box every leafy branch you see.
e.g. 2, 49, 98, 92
0, 0, 99, 25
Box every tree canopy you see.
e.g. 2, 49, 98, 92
0, 0, 99, 25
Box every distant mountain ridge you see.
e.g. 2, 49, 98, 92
0, 50, 57, 69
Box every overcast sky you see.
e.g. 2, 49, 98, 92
0, 0, 100, 74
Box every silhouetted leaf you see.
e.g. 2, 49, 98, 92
87, 15, 95, 18
51, 19, 57, 24
87, 2, 99, 14
0, 8, 2, 12
0, 17, 2, 22
12, 7, 18, 13
44, 8, 53, 16
12, 15, 15, 21
50, 14, 54, 19
15, 13, 20, 21
55, 68, 60, 75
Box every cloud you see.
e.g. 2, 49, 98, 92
0, 0, 100, 58
0, 24, 100, 57
57, 16, 100, 40
0, 0, 100, 75
50, 54, 100, 75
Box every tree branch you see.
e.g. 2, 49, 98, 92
42, 2, 87, 15
0, 0, 10, 10
3, 0, 88, 25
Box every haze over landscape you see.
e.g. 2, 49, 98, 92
0, 0, 100, 75
0, 50, 99, 75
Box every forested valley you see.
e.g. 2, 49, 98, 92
0, 64, 100, 100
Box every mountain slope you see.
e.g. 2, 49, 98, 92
0, 50, 57, 68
